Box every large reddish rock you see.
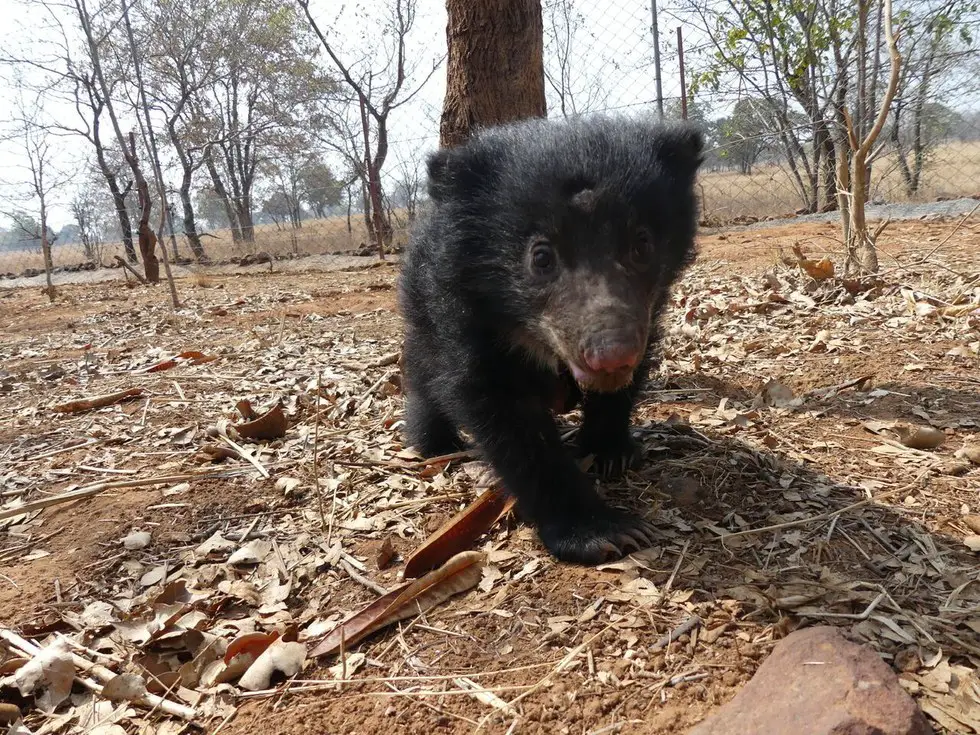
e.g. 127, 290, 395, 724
688, 625, 932, 735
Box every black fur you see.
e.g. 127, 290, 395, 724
397, 114, 704, 565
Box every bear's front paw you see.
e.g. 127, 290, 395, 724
537, 502, 655, 565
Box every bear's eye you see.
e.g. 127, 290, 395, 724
529, 239, 558, 275
629, 227, 654, 268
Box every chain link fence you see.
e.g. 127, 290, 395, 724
2, 0, 979, 285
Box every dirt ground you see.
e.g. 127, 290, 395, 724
1, 218, 978, 734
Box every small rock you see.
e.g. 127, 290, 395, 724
954, 443, 980, 465
687, 626, 932, 735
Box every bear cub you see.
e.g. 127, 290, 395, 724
397, 114, 704, 565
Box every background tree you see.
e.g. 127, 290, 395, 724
299, 0, 441, 258
298, 158, 343, 219
201, 0, 333, 246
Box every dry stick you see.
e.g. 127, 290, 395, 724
651, 615, 701, 651
314, 372, 328, 534
217, 433, 269, 479
340, 558, 388, 596
0, 628, 195, 721
51, 387, 145, 414
0, 472, 224, 521
113, 255, 147, 284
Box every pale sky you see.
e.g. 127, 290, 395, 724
7, 0, 975, 232
0, 0, 692, 230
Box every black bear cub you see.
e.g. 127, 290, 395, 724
397, 114, 704, 565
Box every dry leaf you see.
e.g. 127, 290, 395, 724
954, 444, 980, 465
122, 531, 152, 550
964, 536, 980, 552
376, 537, 396, 570
237, 640, 307, 691
102, 672, 148, 703
233, 402, 287, 441
224, 631, 279, 666
403, 490, 513, 579
140, 350, 217, 373
12, 638, 75, 713
311, 550, 485, 657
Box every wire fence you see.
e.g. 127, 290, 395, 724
2, 0, 979, 285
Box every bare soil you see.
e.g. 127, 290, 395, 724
1, 218, 978, 734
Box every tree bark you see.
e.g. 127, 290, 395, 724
204, 150, 243, 244
128, 132, 160, 283
440, 0, 547, 148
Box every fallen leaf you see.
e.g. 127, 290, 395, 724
403, 490, 514, 578
376, 537, 396, 570
962, 516, 980, 535
965, 536, 980, 552
224, 631, 279, 665
234, 402, 287, 441
102, 672, 147, 703
12, 638, 75, 713
237, 640, 307, 691
51, 388, 145, 414
140, 350, 217, 373
954, 444, 980, 465
311, 550, 485, 657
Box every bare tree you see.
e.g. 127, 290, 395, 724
542, 0, 612, 117
73, 0, 161, 283
201, 0, 330, 247
7, 80, 73, 301
837, 0, 901, 274
299, 0, 443, 258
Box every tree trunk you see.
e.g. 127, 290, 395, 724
40, 199, 55, 302
179, 169, 206, 261
440, 0, 547, 148
129, 132, 160, 283
107, 177, 137, 263
205, 151, 243, 245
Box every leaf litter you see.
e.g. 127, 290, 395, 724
0, 226, 978, 734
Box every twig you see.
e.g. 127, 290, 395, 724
51, 387, 145, 414
0, 472, 224, 521
719, 498, 871, 540
113, 255, 147, 284
340, 558, 388, 596
652, 615, 701, 651
314, 372, 327, 534
217, 433, 270, 479
0, 628, 195, 720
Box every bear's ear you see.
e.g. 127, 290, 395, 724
426, 140, 499, 203
655, 123, 705, 179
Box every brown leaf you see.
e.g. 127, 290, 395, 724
140, 350, 217, 373
51, 387, 144, 414
962, 516, 980, 535
310, 550, 485, 658
403, 490, 514, 579
792, 244, 834, 280
224, 631, 279, 665
233, 401, 287, 441
376, 537, 396, 570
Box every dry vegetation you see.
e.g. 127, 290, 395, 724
0, 216, 979, 734
4, 140, 980, 277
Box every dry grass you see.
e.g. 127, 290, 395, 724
700, 140, 980, 221
2, 140, 980, 276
